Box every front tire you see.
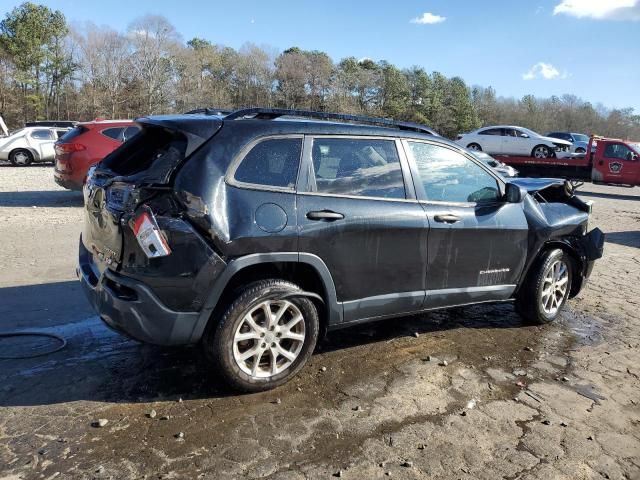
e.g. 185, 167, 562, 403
203, 279, 319, 392
9, 149, 33, 166
516, 249, 573, 324
532, 145, 552, 159
467, 143, 482, 151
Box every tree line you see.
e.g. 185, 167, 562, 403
1, 2, 639, 140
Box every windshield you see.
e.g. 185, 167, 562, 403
519, 127, 540, 138
631, 143, 640, 153
572, 134, 589, 143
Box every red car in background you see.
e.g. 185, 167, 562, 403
54, 120, 140, 190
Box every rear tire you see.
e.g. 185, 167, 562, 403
9, 149, 33, 166
203, 279, 319, 392
467, 143, 482, 151
516, 248, 573, 324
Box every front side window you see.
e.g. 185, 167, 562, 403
311, 138, 405, 199
604, 143, 634, 161
408, 142, 501, 203
234, 137, 302, 189
30, 129, 53, 140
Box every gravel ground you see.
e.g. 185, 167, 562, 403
0, 165, 639, 480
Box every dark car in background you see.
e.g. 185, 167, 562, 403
54, 119, 139, 190
546, 132, 591, 154
79, 108, 603, 392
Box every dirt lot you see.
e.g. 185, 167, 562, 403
0, 165, 639, 480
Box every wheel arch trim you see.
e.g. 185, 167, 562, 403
9, 147, 40, 162
190, 252, 341, 343
516, 238, 586, 297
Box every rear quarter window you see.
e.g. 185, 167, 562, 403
101, 127, 124, 141
232, 137, 303, 190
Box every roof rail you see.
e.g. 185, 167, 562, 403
184, 107, 233, 116
224, 108, 438, 136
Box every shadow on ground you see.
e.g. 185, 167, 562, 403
605, 230, 640, 248
0, 190, 83, 207
578, 189, 639, 202
0, 280, 534, 408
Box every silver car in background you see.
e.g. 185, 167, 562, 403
470, 151, 518, 177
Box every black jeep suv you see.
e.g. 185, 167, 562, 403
79, 108, 604, 391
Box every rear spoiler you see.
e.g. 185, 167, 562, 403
136, 115, 223, 157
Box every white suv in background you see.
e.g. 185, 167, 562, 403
0, 126, 69, 166
456, 126, 572, 159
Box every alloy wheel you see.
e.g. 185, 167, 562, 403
232, 300, 306, 378
540, 259, 569, 315
14, 152, 30, 165
534, 146, 550, 159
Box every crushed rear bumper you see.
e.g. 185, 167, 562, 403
78, 239, 200, 345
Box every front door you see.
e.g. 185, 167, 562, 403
403, 140, 529, 308
596, 142, 640, 184
297, 136, 429, 323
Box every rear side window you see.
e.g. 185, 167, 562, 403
58, 126, 87, 142
102, 127, 124, 141
479, 128, 502, 136
31, 129, 54, 140
408, 142, 500, 203
233, 138, 302, 189
311, 138, 405, 199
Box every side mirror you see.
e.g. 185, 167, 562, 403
505, 182, 523, 203
519, 133, 529, 138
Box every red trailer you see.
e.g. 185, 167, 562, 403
496, 136, 640, 187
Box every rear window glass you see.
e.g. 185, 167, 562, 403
58, 126, 87, 143
123, 126, 140, 142
102, 126, 187, 176
234, 138, 302, 189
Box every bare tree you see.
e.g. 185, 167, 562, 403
127, 15, 181, 115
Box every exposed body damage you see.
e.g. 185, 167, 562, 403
78, 109, 604, 390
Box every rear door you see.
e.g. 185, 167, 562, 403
477, 128, 503, 153
30, 129, 56, 160
403, 140, 528, 308
297, 135, 428, 323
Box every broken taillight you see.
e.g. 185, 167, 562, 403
132, 207, 172, 258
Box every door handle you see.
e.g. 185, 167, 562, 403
306, 210, 344, 221
433, 214, 461, 224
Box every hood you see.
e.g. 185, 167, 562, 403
509, 177, 566, 193
541, 136, 572, 146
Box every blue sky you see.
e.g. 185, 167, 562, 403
3, 0, 640, 112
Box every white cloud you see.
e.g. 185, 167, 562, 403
410, 12, 447, 25
522, 62, 569, 80
553, 0, 640, 20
